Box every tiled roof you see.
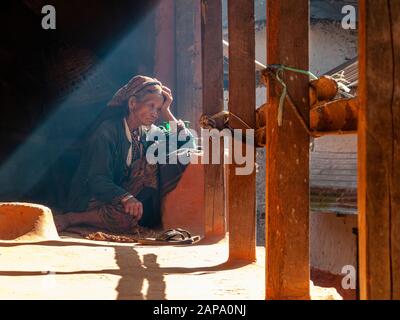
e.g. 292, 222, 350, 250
310, 135, 357, 215
311, 151, 357, 189
309, 58, 359, 215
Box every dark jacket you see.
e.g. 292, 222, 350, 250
66, 117, 130, 211
66, 116, 195, 212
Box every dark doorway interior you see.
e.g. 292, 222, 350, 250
0, 0, 160, 210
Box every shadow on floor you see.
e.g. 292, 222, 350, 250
0, 238, 251, 299
0, 241, 166, 299
311, 267, 356, 300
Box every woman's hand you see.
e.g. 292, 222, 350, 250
160, 85, 181, 127
122, 197, 143, 220
161, 86, 173, 114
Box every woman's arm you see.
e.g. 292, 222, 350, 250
161, 107, 177, 123
160, 86, 187, 134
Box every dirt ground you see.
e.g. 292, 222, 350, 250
0, 234, 343, 300
0, 235, 264, 300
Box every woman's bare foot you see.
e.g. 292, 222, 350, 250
53, 214, 71, 233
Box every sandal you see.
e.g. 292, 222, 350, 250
137, 228, 201, 245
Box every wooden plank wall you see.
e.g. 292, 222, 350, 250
227, 0, 256, 261
265, 0, 310, 299
154, 0, 176, 114
201, 0, 226, 237
358, 0, 400, 300
175, 0, 203, 132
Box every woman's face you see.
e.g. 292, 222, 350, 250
129, 90, 164, 126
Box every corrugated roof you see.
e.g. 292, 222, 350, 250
325, 57, 358, 88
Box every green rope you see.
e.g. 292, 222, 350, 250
279, 65, 318, 80
267, 64, 318, 126
276, 68, 287, 126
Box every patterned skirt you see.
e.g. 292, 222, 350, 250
86, 154, 188, 234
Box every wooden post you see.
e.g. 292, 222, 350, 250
227, 0, 256, 261
201, 0, 226, 237
358, 0, 400, 300
265, 0, 310, 299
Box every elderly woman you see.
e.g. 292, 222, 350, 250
54, 75, 194, 234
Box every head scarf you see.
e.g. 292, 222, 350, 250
107, 75, 162, 107
108, 75, 163, 167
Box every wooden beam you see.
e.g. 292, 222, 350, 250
201, 0, 226, 237
175, 0, 202, 132
227, 0, 256, 261
310, 98, 358, 132
358, 0, 400, 300
265, 0, 310, 299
